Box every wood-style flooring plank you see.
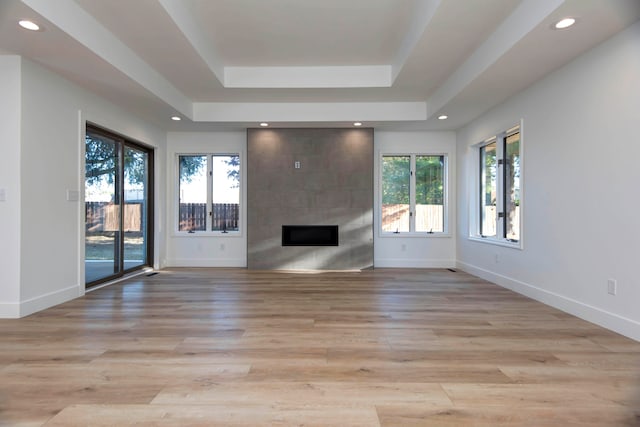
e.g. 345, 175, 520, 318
440, 382, 640, 409
151, 381, 452, 407
376, 404, 639, 427
0, 267, 638, 427
43, 404, 381, 427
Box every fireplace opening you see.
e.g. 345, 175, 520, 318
282, 225, 339, 246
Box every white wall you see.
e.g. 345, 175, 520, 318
167, 130, 456, 270
165, 132, 247, 267
374, 131, 456, 268
456, 21, 640, 341
0, 56, 22, 317
2, 57, 166, 317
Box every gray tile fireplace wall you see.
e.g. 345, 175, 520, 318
247, 128, 373, 270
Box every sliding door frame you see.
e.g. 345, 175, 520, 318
84, 123, 154, 288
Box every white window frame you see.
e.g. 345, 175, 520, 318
379, 152, 450, 237
469, 122, 523, 249
175, 152, 242, 236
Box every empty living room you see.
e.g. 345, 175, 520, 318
1, 0, 639, 426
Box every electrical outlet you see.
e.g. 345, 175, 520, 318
607, 279, 617, 295
401, 244, 406, 252
220, 243, 225, 251
494, 253, 499, 263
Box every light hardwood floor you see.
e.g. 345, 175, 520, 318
1, 268, 639, 426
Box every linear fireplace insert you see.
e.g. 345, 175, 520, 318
282, 225, 339, 246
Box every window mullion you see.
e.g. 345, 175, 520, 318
479, 147, 485, 236
410, 155, 416, 232
495, 133, 506, 239
442, 155, 448, 234
501, 135, 508, 239
207, 155, 213, 231
116, 138, 125, 272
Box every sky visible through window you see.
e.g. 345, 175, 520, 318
179, 156, 239, 204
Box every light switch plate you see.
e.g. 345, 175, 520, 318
0, 188, 6, 202
66, 189, 80, 202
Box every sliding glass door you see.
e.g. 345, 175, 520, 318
85, 125, 153, 287
123, 146, 151, 271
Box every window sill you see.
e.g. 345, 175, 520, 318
172, 231, 243, 238
468, 235, 522, 249
380, 232, 452, 238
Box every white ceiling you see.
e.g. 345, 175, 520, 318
1, 0, 639, 131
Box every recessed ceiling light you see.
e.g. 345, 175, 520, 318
438, 115, 448, 120
18, 20, 40, 31
554, 17, 576, 30
171, 116, 181, 121
260, 122, 269, 127
353, 122, 362, 127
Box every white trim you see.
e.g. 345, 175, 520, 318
171, 231, 243, 238
467, 236, 522, 250
19, 285, 82, 318
0, 303, 20, 318
78, 110, 87, 297
379, 232, 452, 238
167, 258, 247, 268
375, 258, 455, 269
456, 261, 640, 342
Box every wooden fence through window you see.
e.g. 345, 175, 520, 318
382, 204, 444, 233
85, 202, 142, 232
87, 202, 239, 232
178, 203, 239, 231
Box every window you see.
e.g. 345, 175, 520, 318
476, 125, 521, 245
178, 154, 240, 233
381, 154, 447, 234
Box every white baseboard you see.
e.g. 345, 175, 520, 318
0, 302, 20, 318
0, 285, 82, 319
374, 258, 455, 268
456, 261, 640, 342
166, 258, 247, 268
19, 285, 81, 317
